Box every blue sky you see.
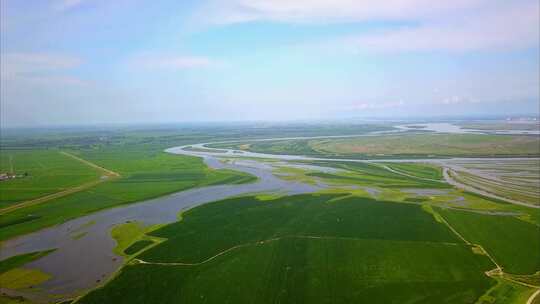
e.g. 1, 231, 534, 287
1, 0, 538, 126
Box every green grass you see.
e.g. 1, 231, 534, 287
79, 194, 495, 304
476, 278, 538, 304
0, 250, 55, 298
304, 161, 449, 189
140, 194, 460, 263
438, 208, 540, 274
0, 150, 102, 207
0, 147, 255, 242
0, 250, 55, 274
81, 238, 495, 304
124, 240, 154, 255
312, 134, 540, 157
111, 221, 162, 257
383, 162, 443, 180
214, 134, 540, 158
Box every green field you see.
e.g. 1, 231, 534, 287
139, 194, 460, 263
0, 146, 255, 241
445, 159, 540, 206
81, 238, 494, 304
212, 133, 540, 158
79, 194, 497, 303
124, 240, 154, 255
438, 208, 540, 274
1, 125, 538, 304
0, 150, 102, 207
304, 161, 449, 189
0, 250, 55, 274
383, 162, 443, 180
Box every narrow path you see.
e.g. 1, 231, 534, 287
134, 235, 461, 267
0, 152, 121, 215
377, 164, 445, 183
527, 289, 540, 304
435, 209, 502, 272
442, 168, 539, 209
436, 207, 540, 301
60, 151, 120, 177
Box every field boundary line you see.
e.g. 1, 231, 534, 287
443, 168, 539, 209
133, 234, 462, 267
60, 151, 120, 177
435, 209, 505, 274
377, 164, 445, 183
0, 152, 120, 215
527, 288, 540, 304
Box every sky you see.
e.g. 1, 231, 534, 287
1, 0, 539, 127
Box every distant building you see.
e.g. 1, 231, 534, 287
0, 172, 17, 181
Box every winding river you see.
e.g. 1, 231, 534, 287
1, 123, 538, 301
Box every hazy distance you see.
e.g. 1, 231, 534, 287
1, 0, 539, 127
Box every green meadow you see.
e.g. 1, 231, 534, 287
211, 133, 540, 158
382, 162, 444, 180
139, 194, 459, 263
438, 208, 540, 275
0, 250, 55, 274
1, 126, 538, 304
0, 150, 102, 207
79, 194, 497, 304
305, 161, 449, 189
0, 146, 255, 241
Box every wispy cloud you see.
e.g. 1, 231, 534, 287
198, 0, 538, 53
199, 0, 486, 25
129, 54, 219, 70
1, 52, 86, 86
350, 1, 538, 52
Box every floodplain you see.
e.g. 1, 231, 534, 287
0, 122, 539, 304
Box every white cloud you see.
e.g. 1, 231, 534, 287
350, 1, 538, 52
1, 53, 82, 77
200, 0, 487, 25
1, 52, 86, 86
197, 0, 538, 53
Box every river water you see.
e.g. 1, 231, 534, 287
1, 122, 538, 300
0, 156, 322, 298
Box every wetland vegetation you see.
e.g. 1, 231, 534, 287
0, 122, 539, 304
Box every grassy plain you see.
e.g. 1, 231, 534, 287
139, 194, 459, 263
1, 125, 538, 303
305, 161, 449, 189
110, 221, 164, 257
79, 193, 496, 304
446, 159, 540, 206
382, 162, 443, 180
438, 208, 540, 274
124, 240, 154, 255
0, 250, 56, 300
0, 150, 102, 207
0, 250, 55, 274
476, 278, 538, 304
213, 133, 540, 158
0, 147, 255, 242
81, 238, 494, 304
